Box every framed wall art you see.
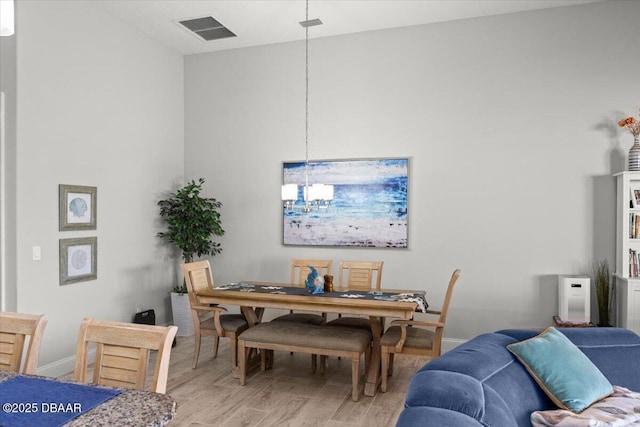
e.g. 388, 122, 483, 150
59, 184, 97, 231
282, 158, 409, 248
631, 184, 640, 208
59, 237, 97, 285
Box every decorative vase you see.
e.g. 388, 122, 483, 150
629, 136, 640, 171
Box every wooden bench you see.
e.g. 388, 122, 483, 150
238, 322, 372, 401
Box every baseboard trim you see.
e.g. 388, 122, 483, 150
36, 348, 95, 378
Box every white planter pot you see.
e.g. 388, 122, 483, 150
170, 292, 195, 337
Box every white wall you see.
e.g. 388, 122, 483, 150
15, 1, 184, 372
185, 0, 639, 339
0, 25, 17, 312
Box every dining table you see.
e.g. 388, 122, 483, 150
0, 370, 176, 427
195, 281, 427, 397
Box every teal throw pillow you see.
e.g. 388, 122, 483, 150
507, 326, 613, 413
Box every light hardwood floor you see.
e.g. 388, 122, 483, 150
157, 336, 430, 426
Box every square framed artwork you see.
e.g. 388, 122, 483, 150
631, 185, 640, 208
282, 158, 409, 247
59, 184, 97, 231
59, 237, 97, 285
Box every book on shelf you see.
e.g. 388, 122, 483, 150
630, 213, 640, 238
630, 249, 640, 277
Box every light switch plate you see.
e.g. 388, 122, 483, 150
32, 246, 41, 261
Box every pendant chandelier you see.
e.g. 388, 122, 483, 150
281, 0, 333, 213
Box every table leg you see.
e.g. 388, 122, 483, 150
241, 306, 261, 326
364, 316, 384, 397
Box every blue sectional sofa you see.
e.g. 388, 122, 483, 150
396, 328, 640, 427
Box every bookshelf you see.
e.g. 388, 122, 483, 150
614, 172, 640, 334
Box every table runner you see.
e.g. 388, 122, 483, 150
0, 376, 121, 427
215, 282, 429, 312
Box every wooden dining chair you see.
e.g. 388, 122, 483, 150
339, 260, 383, 291
380, 268, 461, 392
0, 311, 48, 374
182, 260, 249, 369
272, 259, 333, 326
73, 318, 177, 394
325, 260, 384, 330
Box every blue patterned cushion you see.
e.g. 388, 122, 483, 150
507, 327, 613, 413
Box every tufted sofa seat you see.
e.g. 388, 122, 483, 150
396, 327, 640, 426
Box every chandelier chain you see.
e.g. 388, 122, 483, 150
281, 0, 332, 212
304, 0, 310, 182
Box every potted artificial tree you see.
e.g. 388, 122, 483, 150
592, 259, 613, 327
157, 178, 224, 336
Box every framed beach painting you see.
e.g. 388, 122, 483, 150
59, 184, 97, 231
282, 158, 408, 247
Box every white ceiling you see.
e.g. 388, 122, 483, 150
92, 0, 605, 56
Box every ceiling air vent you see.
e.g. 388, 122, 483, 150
177, 16, 236, 42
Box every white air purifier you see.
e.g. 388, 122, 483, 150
558, 275, 591, 323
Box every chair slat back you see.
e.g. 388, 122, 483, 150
74, 318, 177, 394
0, 312, 48, 374
339, 260, 383, 291
291, 259, 333, 287
94, 343, 149, 390
182, 260, 215, 306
